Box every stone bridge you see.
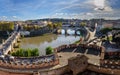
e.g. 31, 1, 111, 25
0, 31, 21, 55
56, 26, 87, 36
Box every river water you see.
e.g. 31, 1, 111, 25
20, 33, 80, 55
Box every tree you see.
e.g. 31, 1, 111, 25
0, 22, 14, 31
24, 50, 28, 57
19, 49, 24, 56
27, 49, 31, 57
46, 46, 53, 55
32, 48, 39, 56
100, 27, 112, 34
11, 48, 39, 57
80, 22, 86, 27
11, 52, 16, 56
47, 23, 53, 29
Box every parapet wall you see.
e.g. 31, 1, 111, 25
54, 44, 105, 59
0, 70, 31, 75
87, 64, 120, 75
0, 54, 59, 71
55, 44, 104, 52
100, 59, 120, 69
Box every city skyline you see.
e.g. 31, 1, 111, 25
0, 0, 120, 21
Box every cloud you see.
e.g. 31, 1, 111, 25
83, 0, 113, 11
94, 0, 105, 8
0, 16, 7, 21
12, 16, 17, 18
0, 0, 120, 20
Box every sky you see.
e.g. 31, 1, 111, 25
0, 0, 120, 20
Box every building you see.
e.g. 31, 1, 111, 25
102, 22, 113, 28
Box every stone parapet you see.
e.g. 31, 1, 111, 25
87, 64, 120, 75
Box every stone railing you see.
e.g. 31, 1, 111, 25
54, 44, 79, 52
79, 44, 105, 59
0, 54, 59, 70
55, 44, 104, 59
0, 31, 20, 55
0, 59, 59, 70
87, 63, 120, 75
100, 59, 120, 69
54, 45, 68, 52
105, 52, 120, 59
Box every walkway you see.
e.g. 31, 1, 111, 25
0, 31, 20, 55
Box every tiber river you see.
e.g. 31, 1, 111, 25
20, 29, 80, 55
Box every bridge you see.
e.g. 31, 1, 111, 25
0, 31, 20, 55
56, 26, 87, 36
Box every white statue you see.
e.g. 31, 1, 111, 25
84, 23, 97, 43
84, 23, 102, 46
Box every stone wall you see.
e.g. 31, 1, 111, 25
100, 59, 120, 69
0, 70, 32, 75
0, 59, 59, 71
87, 64, 120, 75
34, 65, 70, 75
55, 44, 104, 59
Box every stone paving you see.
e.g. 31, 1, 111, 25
58, 52, 100, 67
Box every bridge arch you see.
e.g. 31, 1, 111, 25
75, 28, 87, 36
56, 28, 87, 36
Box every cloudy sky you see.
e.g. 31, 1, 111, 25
0, 0, 120, 20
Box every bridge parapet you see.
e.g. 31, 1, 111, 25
0, 31, 20, 55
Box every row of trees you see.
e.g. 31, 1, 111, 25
100, 27, 113, 34
100, 27, 120, 34
11, 48, 39, 57
80, 22, 87, 27
47, 22, 62, 29
23, 25, 42, 31
0, 22, 14, 31
11, 46, 54, 57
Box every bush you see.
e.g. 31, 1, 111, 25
46, 46, 53, 55
32, 48, 39, 56
11, 48, 39, 57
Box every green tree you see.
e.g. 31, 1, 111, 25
47, 23, 53, 29
0, 22, 14, 31
11, 48, 39, 57
100, 27, 113, 34
24, 50, 28, 57
46, 46, 53, 55
19, 49, 24, 56
32, 48, 39, 56
11, 52, 16, 56
80, 22, 86, 27
27, 49, 31, 57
